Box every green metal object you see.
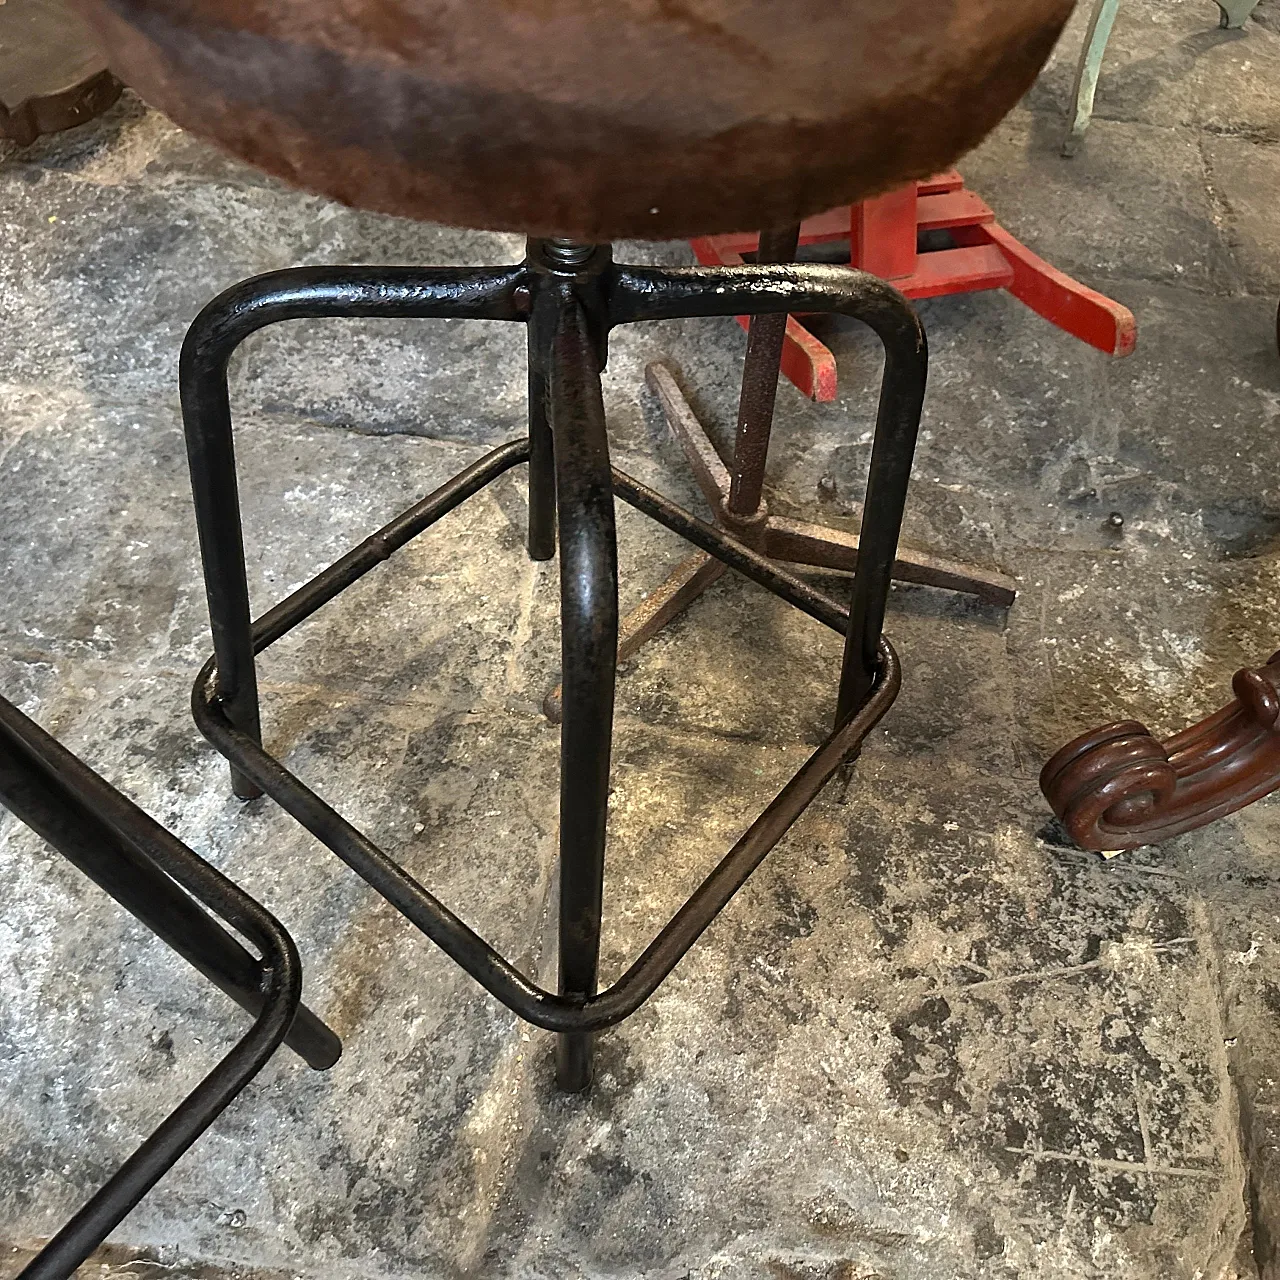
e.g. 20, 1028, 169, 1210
1062, 0, 1260, 157
1062, 0, 1121, 157
1216, 0, 1260, 27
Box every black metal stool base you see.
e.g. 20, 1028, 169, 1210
0, 696, 340, 1280
181, 239, 927, 1091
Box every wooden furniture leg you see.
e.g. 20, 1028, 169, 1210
1042, 652, 1280, 850
692, 173, 1136, 402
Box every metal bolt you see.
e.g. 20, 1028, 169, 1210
817, 474, 838, 502
1105, 511, 1124, 531
544, 238, 595, 268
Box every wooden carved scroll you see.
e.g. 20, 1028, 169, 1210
1041, 652, 1280, 850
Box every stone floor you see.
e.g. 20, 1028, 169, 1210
3, 3, 1280, 1277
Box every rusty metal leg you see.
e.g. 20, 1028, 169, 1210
650, 359, 732, 510
720, 224, 804, 538
563, 223, 1014, 723
761, 515, 1017, 605
643, 366, 1017, 604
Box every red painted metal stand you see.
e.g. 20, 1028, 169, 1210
692, 170, 1137, 401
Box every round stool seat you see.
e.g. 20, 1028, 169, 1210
75, 0, 1072, 239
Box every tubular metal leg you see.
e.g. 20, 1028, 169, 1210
526, 288, 558, 562
181, 335, 261, 801
1216, 0, 1259, 27
0, 695, 339, 1280
0, 703, 337, 1067
179, 265, 527, 800
545, 288, 618, 1091
835, 358, 922, 725
1062, 0, 1119, 157
723, 223, 803, 527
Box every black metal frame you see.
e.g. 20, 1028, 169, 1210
0, 696, 341, 1280
180, 239, 926, 1091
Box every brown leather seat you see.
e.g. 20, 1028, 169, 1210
74, 0, 1073, 240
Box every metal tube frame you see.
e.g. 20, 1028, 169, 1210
0, 695, 340, 1280
180, 240, 926, 1090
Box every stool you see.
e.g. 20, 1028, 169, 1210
181, 241, 920, 1091
0, 0, 121, 147
77, 0, 1077, 1093
0, 695, 340, 1280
